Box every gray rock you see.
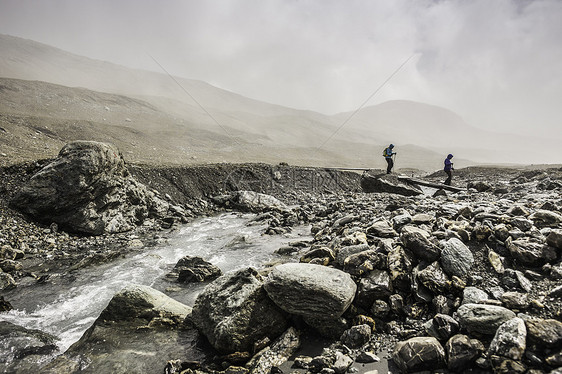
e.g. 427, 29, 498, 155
488, 317, 526, 360
340, 324, 371, 348
370, 299, 390, 318
192, 268, 287, 353
264, 263, 356, 319
230, 190, 289, 212
457, 303, 516, 335
462, 287, 489, 305
392, 336, 446, 372
11, 141, 172, 235
440, 237, 474, 279
387, 246, 413, 291
360, 173, 422, 196
245, 327, 300, 374
525, 317, 562, 347
510, 217, 534, 232
501, 291, 528, 310
332, 351, 354, 374
425, 313, 460, 341
0, 321, 59, 373
0, 271, 16, 290
367, 220, 398, 238
547, 229, 562, 250
400, 231, 440, 262
529, 209, 562, 227
445, 334, 484, 371
505, 237, 557, 266
467, 181, 491, 192
417, 261, 450, 294
356, 269, 393, 308
172, 256, 222, 283
335, 244, 370, 266
343, 249, 385, 276
100, 284, 191, 323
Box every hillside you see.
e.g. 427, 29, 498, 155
2, 33, 559, 168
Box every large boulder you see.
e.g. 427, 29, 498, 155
44, 284, 199, 374
360, 173, 422, 196
457, 304, 516, 335
440, 237, 474, 279
11, 141, 174, 235
392, 336, 446, 372
191, 267, 288, 353
263, 263, 356, 319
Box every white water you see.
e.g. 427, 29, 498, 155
0, 212, 310, 353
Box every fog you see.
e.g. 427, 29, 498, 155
1, 0, 561, 142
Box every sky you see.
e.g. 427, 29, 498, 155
0, 0, 561, 139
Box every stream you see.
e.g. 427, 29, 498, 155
0, 212, 311, 354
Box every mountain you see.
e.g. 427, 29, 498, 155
1, 33, 558, 169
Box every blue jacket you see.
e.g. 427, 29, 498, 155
444, 157, 453, 171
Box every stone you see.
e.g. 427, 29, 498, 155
457, 304, 516, 335
343, 249, 385, 276
488, 249, 505, 274
525, 317, 562, 347
547, 229, 562, 250
0, 271, 16, 290
370, 299, 390, 318
440, 238, 474, 280
417, 261, 450, 294
529, 209, 562, 227
412, 213, 434, 224
505, 237, 557, 266
11, 141, 174, 235
100, 284, 191, 323
264, 263, 356, 319
360, 173, 422, 196
340, 324, 371, 348
462, 287, 489, 305
367, 220, 397, 238
300, 247, 335, 265
392, 336, 446, 372
445, 334, 484, 371
192, 268, 287, 353
400, 231, 440, 262
425, 313, 460, 341
387, 246, 413, 291
335, 244, 370, 266
223, 191, 289, 213
172, 256, 222, 283
303, 316, 348, 339
501, 291, 528, 310
356, 270, 392, 308
488, 317, 527, 360
467, 181, 491, 192
245, 327, 300, 374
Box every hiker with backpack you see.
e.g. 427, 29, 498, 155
444, 154, 454, 185
383, 144, 396, 174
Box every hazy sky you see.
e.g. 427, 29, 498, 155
1, 0, 561, 139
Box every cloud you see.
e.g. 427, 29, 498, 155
1, 0, 561, 140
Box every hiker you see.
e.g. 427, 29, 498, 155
444, 154, 454, 185
383, 144, 396, 174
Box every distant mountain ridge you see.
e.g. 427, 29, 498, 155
1, 33, 559, 167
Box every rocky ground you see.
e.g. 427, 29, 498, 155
1, 150, 562, 373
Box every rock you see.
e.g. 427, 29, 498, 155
0, 271, 16, 290
525, 317, 562, 347
0, 321, 59, 373
467, 181, 491, 192
100, 284, 191, 323
457, 304, 516, 335
343, 249, 385, 276
417, 261, 450, 294
300, 246, 335, 265
356, 269, 393, 308
425, 313, 460, 341
264, 263, 356, 319
387, 246, 413, 291
501, 291, 528, 310
547, 229, 562, 250
355, 351, 380, 363
488, 317, 527, 360
360, 173, 422, 196
489, 355, 527, 374
412, 213, 434, 224
440, 237, 474, 279
340, 324, 371, 348
400, 231, 440, 262
505, 237, 557, 266
171, 256, 222, 283
335, 244, 370, 266
332, 351, 353, 374
529, 209, 562, 227
245, 327, 300, 374
302, 316, 348, 339
392, 336, 446, 372
370, 299, 390, 318
192, 268, 287, 353
488, 249, 506, 274
462, 287, 489, 305
11, 141, 171, 235
445, 334, 484, 371
367, 220, 398, 238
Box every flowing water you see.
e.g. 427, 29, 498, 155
0, 212, 311, 355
